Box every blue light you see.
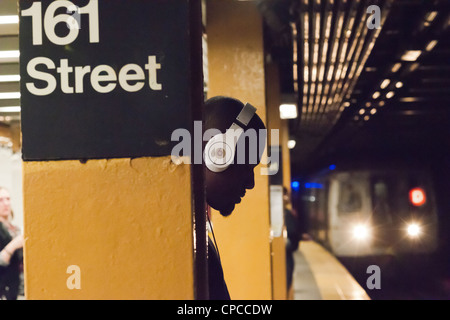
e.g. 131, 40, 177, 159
329, 164, 336, 170
304, 182, 323, 189
291, 181, 300, 190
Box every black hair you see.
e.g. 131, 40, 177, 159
203, 96, 266, 164
204, 96, 265, 133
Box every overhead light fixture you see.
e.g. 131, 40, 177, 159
370, 108, 377, 115
425, 40, 438, 52
0, 116, 12, 122
0, 106, 21, 113
386, 91, 395, 99
0, 50, 20, 59
401, 110, 420, 116
372, 91, 380, 99
0, 50, 20, 63
401, 50, 422, 62
410, 63, 420, 72
0, 15, 19, 24
391, 63, 402, 73
0, 75, 20, 82
425, 11, 438, 22
287, 140, 296, 149
395, 81, 403, 88
359, 108, 365, 115
0, 92, 21, 100
400, 97, 420, 102
380, 79, 390, 89
279, 104, 298, 119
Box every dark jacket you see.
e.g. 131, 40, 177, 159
285, 208, 301, 252
208, 237, 230, 300
0, 223, 22, 300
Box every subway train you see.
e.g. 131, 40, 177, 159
300, 165, 439, 257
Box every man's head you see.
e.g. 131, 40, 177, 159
204, 96, 266, 217
0, 187, 12, 221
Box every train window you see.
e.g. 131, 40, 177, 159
371, 179, 394, 226
337, 183, 362, 214
369, 172, 432, 227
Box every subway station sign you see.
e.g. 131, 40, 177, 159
19, 0, 193, 160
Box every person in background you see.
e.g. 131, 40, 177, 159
0, 186, 23, 300
283, 186, 301, 292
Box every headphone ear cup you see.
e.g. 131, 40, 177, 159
204, 134, 235, 173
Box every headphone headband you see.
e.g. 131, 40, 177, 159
235, 103, 257, 127
204, 102, 257, 173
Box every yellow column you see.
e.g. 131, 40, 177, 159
281, 122, 292, 194
21, 0, 204, 300
23, 158, 194, 299
266, 63, 287, 300
206, 0, 271, 299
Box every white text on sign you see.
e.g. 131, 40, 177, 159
21, 0, 163, 96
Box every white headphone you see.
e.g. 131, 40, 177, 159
204, 103, 257, 173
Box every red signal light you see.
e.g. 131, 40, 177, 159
409, 188, 426, 206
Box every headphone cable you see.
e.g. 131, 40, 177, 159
207, 206, 222, 264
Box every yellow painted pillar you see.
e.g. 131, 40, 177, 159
206, 0, 272, 299
20, 0, 204, 300
266, 64, 293, 300
265, 63, 287, 300
281, 121, 292, 190
280, 91, 293, 300
23, 158, 194, 299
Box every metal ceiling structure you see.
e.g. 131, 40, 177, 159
1, 0, 449, 174
263, 0, 450, 177
303, 0, 450, 174
291, 0, 392, 170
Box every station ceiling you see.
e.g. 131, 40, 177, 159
1, 0, 449, 177
262, 0, 450, 177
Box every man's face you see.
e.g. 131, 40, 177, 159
0, 189, 11, 220
206, 162, 257, 217
203, 98, 266, 217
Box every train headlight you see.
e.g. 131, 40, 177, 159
352, 224, 371, 241
406, 222, 422, 238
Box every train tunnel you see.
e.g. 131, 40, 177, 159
0, 0, 449, 303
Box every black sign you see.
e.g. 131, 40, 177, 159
19, 0, 193, 160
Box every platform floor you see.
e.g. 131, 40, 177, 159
292, 241, 370, 300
